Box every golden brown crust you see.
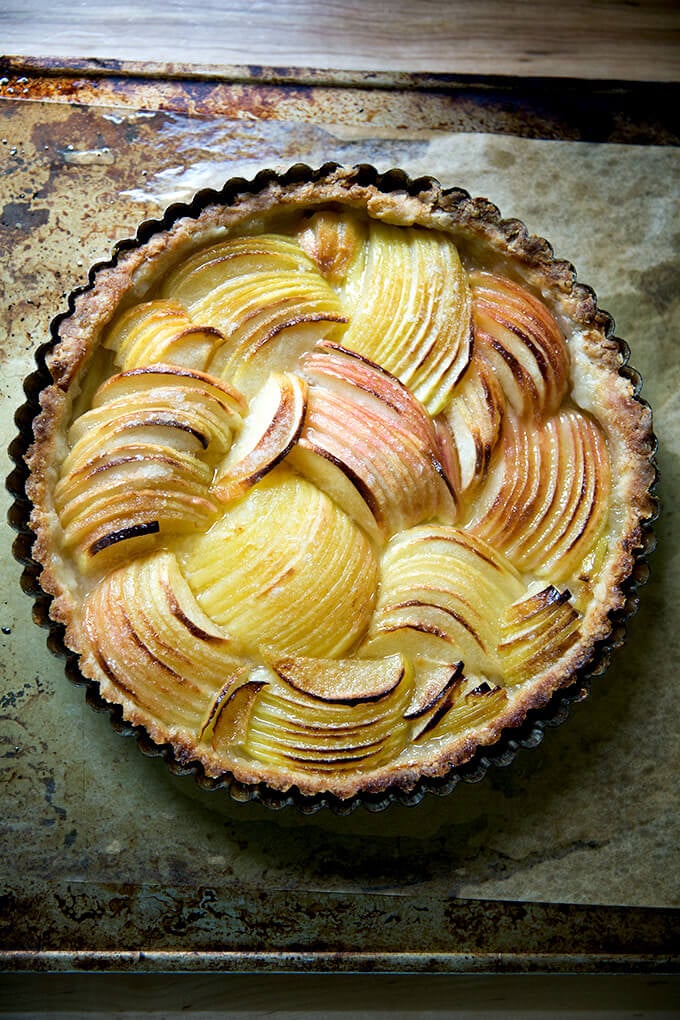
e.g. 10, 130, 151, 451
24, 165, 657, 801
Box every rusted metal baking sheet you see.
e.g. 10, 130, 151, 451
1, 60, 679, 975
1, 55, 679, 144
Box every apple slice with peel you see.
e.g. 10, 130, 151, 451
160, 234, 317, 307
360, 525, 525, 676
498, 585, 582, 686
300, 341, 452, 461
403, 661, 465, 740
270, 652, 408, 704
56, 366, 248, 570
207, 677, 269, 752
212, 371, 308, 503
102, 299, 224, 371
83, 550, 239, 732
469, 270, 570, 417
296, 209, 367, 285
438, 356, 505, 494
242, 654, 413, 774
291, 343, 457, 540
466, 409, 611, 583
193, 270, 348, 396
411, 676, 509, 744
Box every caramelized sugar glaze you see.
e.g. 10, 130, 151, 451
25, 167, 656, 801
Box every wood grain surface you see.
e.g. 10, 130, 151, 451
2, 0, 679, 81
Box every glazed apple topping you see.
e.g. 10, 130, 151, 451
43, 205, 622, 794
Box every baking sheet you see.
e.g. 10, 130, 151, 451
1, 63, 678, 972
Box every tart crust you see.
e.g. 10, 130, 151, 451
24, 164, 657, 803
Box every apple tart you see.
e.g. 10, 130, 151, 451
22, 164, 657, 807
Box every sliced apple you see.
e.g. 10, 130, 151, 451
89, 365, 246, 436
178, 466, 379, 659
339, 221, 472, 414
300, 341, 451, 458
470, 270, 570, 417
56, 366, 247, 570
55, 448, 219, 571
498, 584, 582, 686
287, 442, 383, 544
411, 676, 509, 743
160, 233, 317, 307
296, 209, 367, 285
212, 371, 308, 503
207, 677, 269, 752
270, 652, 407, 704
403, 660, 466, 740
243, 654, 413, 774
83, 550, 239, 732
290, 343, 457, 539
102, 299, 223, 371
360, 525, 525, 676
438, 356, 505, 494
191, 269, 348, 396
466, 409, 611, 582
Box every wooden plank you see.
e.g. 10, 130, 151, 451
1, 0, 679, 82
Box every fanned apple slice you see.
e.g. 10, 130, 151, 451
411, 676, 509, 744
205, 675, 270, 753
89, 365, 246, 436
212, 371, 308, 503
466, 409, 611, 582
178, 467, 378, 658
438, 356, 505, 494
470, 270, 570, 417
296, 209, 367, 285
498, 585, 582, 686
56, 366, 247, 570
102, 300, 224, 371
243, 654, 413, 774
339, 222, 472, 414
64, 375, 244, 475
360, 525, 525, 676
160, 234, 317, 307
192, 270, 348, 396
290, 343, 456, 539
301, 342, 451, 456
55, 446, 219, 571
83, 551, 240, 733
403, 661, 466, 740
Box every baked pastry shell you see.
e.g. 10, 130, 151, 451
8, 162, 658, 815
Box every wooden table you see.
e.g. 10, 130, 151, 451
2, 0, 679, 81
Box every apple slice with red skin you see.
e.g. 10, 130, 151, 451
469, 270, 570, 417
292, 343, 457, 540
466, 409, 611, 582
437, 356, 505, 494
212, 371, 308, 503
84, 550, 239, 731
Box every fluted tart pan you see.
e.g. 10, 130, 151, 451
10, 162, 658, 814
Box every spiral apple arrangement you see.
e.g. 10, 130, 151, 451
30, 200, 637, 800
